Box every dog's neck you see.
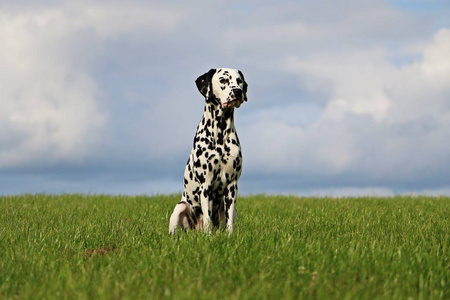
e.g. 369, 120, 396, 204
199, 98, 236, 146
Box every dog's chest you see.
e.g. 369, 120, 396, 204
194, 130, 242, 180
214, 140, 242, 180
184, 116, 242, 192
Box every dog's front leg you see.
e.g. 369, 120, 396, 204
169, 201, 190, 234
225, 183, 238, 234
200, 186, 213, 233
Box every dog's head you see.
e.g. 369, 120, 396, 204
196, 68, 248, 109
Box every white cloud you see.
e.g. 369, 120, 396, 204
225, 22, 308, 46
0, 9, 105, 168
283, 49, 395, 122
72, 2, 181, 38
242, 28, 450, 182
418, 28, 450, 84
0, 2, 182, 169
1, 1, 449, 195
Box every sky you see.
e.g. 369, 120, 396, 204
1, 0, 450, 196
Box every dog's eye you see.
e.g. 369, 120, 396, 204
237, 78, 243, 85
219, 78, 227, 84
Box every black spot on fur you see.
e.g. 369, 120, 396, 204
197, 172, 205, 184
194, 159, 201, 168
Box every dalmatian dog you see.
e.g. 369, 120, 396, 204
169, 68, 248, 234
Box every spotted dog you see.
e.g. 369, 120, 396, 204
169, 68, 248, 234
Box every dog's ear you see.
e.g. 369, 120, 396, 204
238, 70, 248, 101
196, 69, 216, 98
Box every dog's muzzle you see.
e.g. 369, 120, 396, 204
223, 89, 245, 108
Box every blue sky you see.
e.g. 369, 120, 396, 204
1, 0, 450, 196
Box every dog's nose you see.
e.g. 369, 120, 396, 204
233, 89, 243, 99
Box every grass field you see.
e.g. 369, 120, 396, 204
0, 194, 448, 299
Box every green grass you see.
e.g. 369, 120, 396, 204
0, 194, 448, 299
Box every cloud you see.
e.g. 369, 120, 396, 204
0, 0, 449, 195
283, 49, 394, 122
76, 2, 180, 39
0, 1, 183, 169
0, 8, 106, 168
241, 28, 450, 190
225, 22, 308, 47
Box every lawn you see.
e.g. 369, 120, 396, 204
0, 194, 448, 299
